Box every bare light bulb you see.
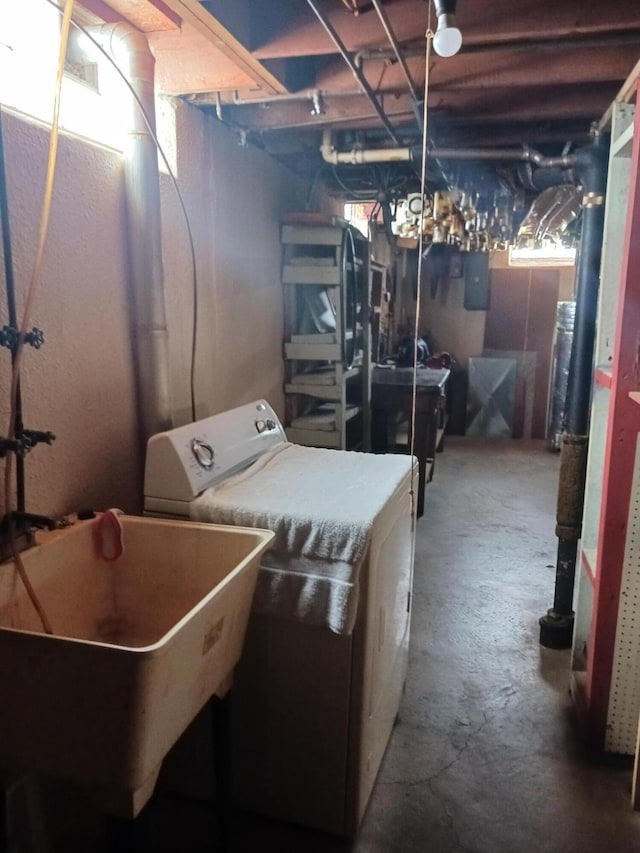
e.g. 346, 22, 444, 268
433, 13, 462, 57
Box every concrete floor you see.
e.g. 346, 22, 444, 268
44, 438, 640, 850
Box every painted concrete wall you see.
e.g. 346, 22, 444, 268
0, 100, 314, 519
420, 275, 486, 368
418, 250, 575, 370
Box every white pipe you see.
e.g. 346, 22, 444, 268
320, 130, 412, 165
93, 24, 172, 442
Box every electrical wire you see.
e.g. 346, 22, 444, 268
2, 0, 77, 635
408, 12, 434, 520
0, 106, 26, 514
43, 0, 200, 423
2, 0, 201, 633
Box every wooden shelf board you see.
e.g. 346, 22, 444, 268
612, 121, 635, 158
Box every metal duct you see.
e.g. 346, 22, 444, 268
93, 24, 172, 443
516, 185, 581, 247
546, 301, 576, 451
517, 163, 575, 192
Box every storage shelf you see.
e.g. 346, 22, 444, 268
285, 342, 342, 360
283, 265, 341, 285
291, 405, 360, 430
570, 97, 640, 763
282, 219, 372, 452
612, 121, 635, 158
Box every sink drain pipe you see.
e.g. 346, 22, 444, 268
93, 24, 172, 444
539, 132, 609, 649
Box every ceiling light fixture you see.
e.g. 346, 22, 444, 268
432, 0, 462, 57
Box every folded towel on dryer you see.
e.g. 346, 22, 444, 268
189, 443, 413, 634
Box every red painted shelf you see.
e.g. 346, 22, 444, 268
595, 366, 613, 388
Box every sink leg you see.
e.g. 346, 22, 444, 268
211, 695, 231, 852
106, 814, 142, 853
0, 787, 7, 853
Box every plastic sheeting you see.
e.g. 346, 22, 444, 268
466, 357, 517, 437
546, 301, 576, 450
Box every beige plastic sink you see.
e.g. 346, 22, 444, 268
0, 514, 273, 816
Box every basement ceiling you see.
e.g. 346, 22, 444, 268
83, 0, 640, 194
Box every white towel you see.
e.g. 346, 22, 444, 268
190, 443, 412, 634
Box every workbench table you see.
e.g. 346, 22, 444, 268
371, 366, 450, 518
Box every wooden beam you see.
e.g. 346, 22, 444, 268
154, 0, 288, 93
149, 27, 257, 95
312, 45, 639, 93
79, 0, 181, 30
252, 0, 640, 60
599, 58, 640, 130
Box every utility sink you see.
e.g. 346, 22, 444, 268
0, 514, 273, 816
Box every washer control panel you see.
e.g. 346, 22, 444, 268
191, 437, 215, 469
144, 399, 287, 503
255, 418, 277, 434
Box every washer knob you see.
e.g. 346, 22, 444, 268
191, 438, 215, 470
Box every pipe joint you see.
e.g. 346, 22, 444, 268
92, 23, 155, 75
571, 135, 610, 194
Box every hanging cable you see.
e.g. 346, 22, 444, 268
43, 0, 200, 423
0, 107, 26, 515
2, 0, 77, 635
407, 14, 434, 518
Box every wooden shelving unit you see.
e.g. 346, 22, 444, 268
570, 78, 640, 767
281, 219, 372, 451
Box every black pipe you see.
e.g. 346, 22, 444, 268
370, 0, 421, 123
0, 107, 25, 516
539, 132, 609, 650
517, 163, 575, 191
305, 0, 401, 145
563, 137, 609, 434
433, 0, 457, 15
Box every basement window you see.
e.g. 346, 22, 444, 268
508, 245, 576, 267
0, 0, 127, 150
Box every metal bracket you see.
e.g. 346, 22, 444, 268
0, 326, 45, 351
0, 430, 56, 458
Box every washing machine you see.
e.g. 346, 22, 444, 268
144, 399, 416, 835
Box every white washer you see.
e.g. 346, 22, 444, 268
144, 399, 416, 835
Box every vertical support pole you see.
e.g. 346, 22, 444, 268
106, 815, 141, 852
539, 133, 609, 649
0, 787, 8, 853
211, 695, 231, 852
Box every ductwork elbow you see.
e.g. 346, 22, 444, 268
321, 130, 339, 165
320, 130, 412, 166
91, 23, 156, 132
